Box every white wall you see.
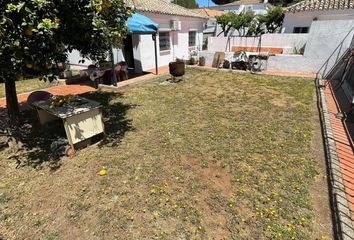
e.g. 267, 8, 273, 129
135, 12, 205, 72
209, 3, 268, 15
67, 50, 95, 68
203, 19, 354, 74
207, 34, 309, 53
283, 9, 354, 33
267, 19, 354, 73
304, 19, 354, 75
67, 13, 206, 72
204, 18, 217, 35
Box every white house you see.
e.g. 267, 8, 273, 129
206, 0, 270, 15
68, 0, 207, 73
283, 0, 354, 33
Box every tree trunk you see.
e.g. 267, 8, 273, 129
5, 78, 19, 121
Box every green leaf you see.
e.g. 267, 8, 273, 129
6, 2, 25, 13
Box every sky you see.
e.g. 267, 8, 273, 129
197, 0, 216, 7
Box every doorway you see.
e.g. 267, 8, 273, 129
123, 35, 135, 70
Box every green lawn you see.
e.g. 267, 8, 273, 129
0, 78, 52, 98
0, 69, 331, 239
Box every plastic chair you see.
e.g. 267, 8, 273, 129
27, 91, 53, 108
115, 62, 129, 82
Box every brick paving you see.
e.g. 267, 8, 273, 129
260, 70, 316, 78
118, 66, 169, 88
0, 66, 170, 109
324, 82, 354, 222
97, 66, 170, 91
146, 65, 169, 75
0, 84, 95, 109
189, 65, 317, 78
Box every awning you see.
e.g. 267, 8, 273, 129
127, 13, 158, 34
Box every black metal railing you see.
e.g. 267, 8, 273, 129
316, 25, 354, 81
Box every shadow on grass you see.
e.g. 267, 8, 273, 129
0, 91, 134, 170
82, 91, 135, 147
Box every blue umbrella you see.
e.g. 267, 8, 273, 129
127, 13, 158, 34
111, 13, 160, 86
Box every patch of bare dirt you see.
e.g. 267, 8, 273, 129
270, 96, 292, 108
180, 155, 232, 239
180, 155, 232, 198
198, 191, 230, 240
309, 93, 334, 240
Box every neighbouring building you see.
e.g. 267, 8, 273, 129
266, 19, 354, 73
206, 0, 270, 15
68, 0, 207, 73
283, 0, 354, 33
193, 8, 224, 48
261, 0, 354, 74
200, 0, 271, 37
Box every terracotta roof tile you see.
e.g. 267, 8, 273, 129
125, 0, 207, 18
193, 8, 224, 17
285, 0, 354, 12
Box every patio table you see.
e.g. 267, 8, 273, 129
32, 97, 105, 150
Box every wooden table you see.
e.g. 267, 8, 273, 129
33, 97, 105, 150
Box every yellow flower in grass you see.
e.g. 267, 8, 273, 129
152, 211, 159, 219
286, 225, 293, 232
150, 186, 157, 194
99, 169, 107, 176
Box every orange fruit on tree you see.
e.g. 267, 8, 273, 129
25, 26, 33, 36
102, 0, 112, 9
96, 5, 102, 12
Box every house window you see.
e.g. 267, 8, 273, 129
189, 31, 196, 47
159, 32, 170, 51
293, 27, 309, 34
